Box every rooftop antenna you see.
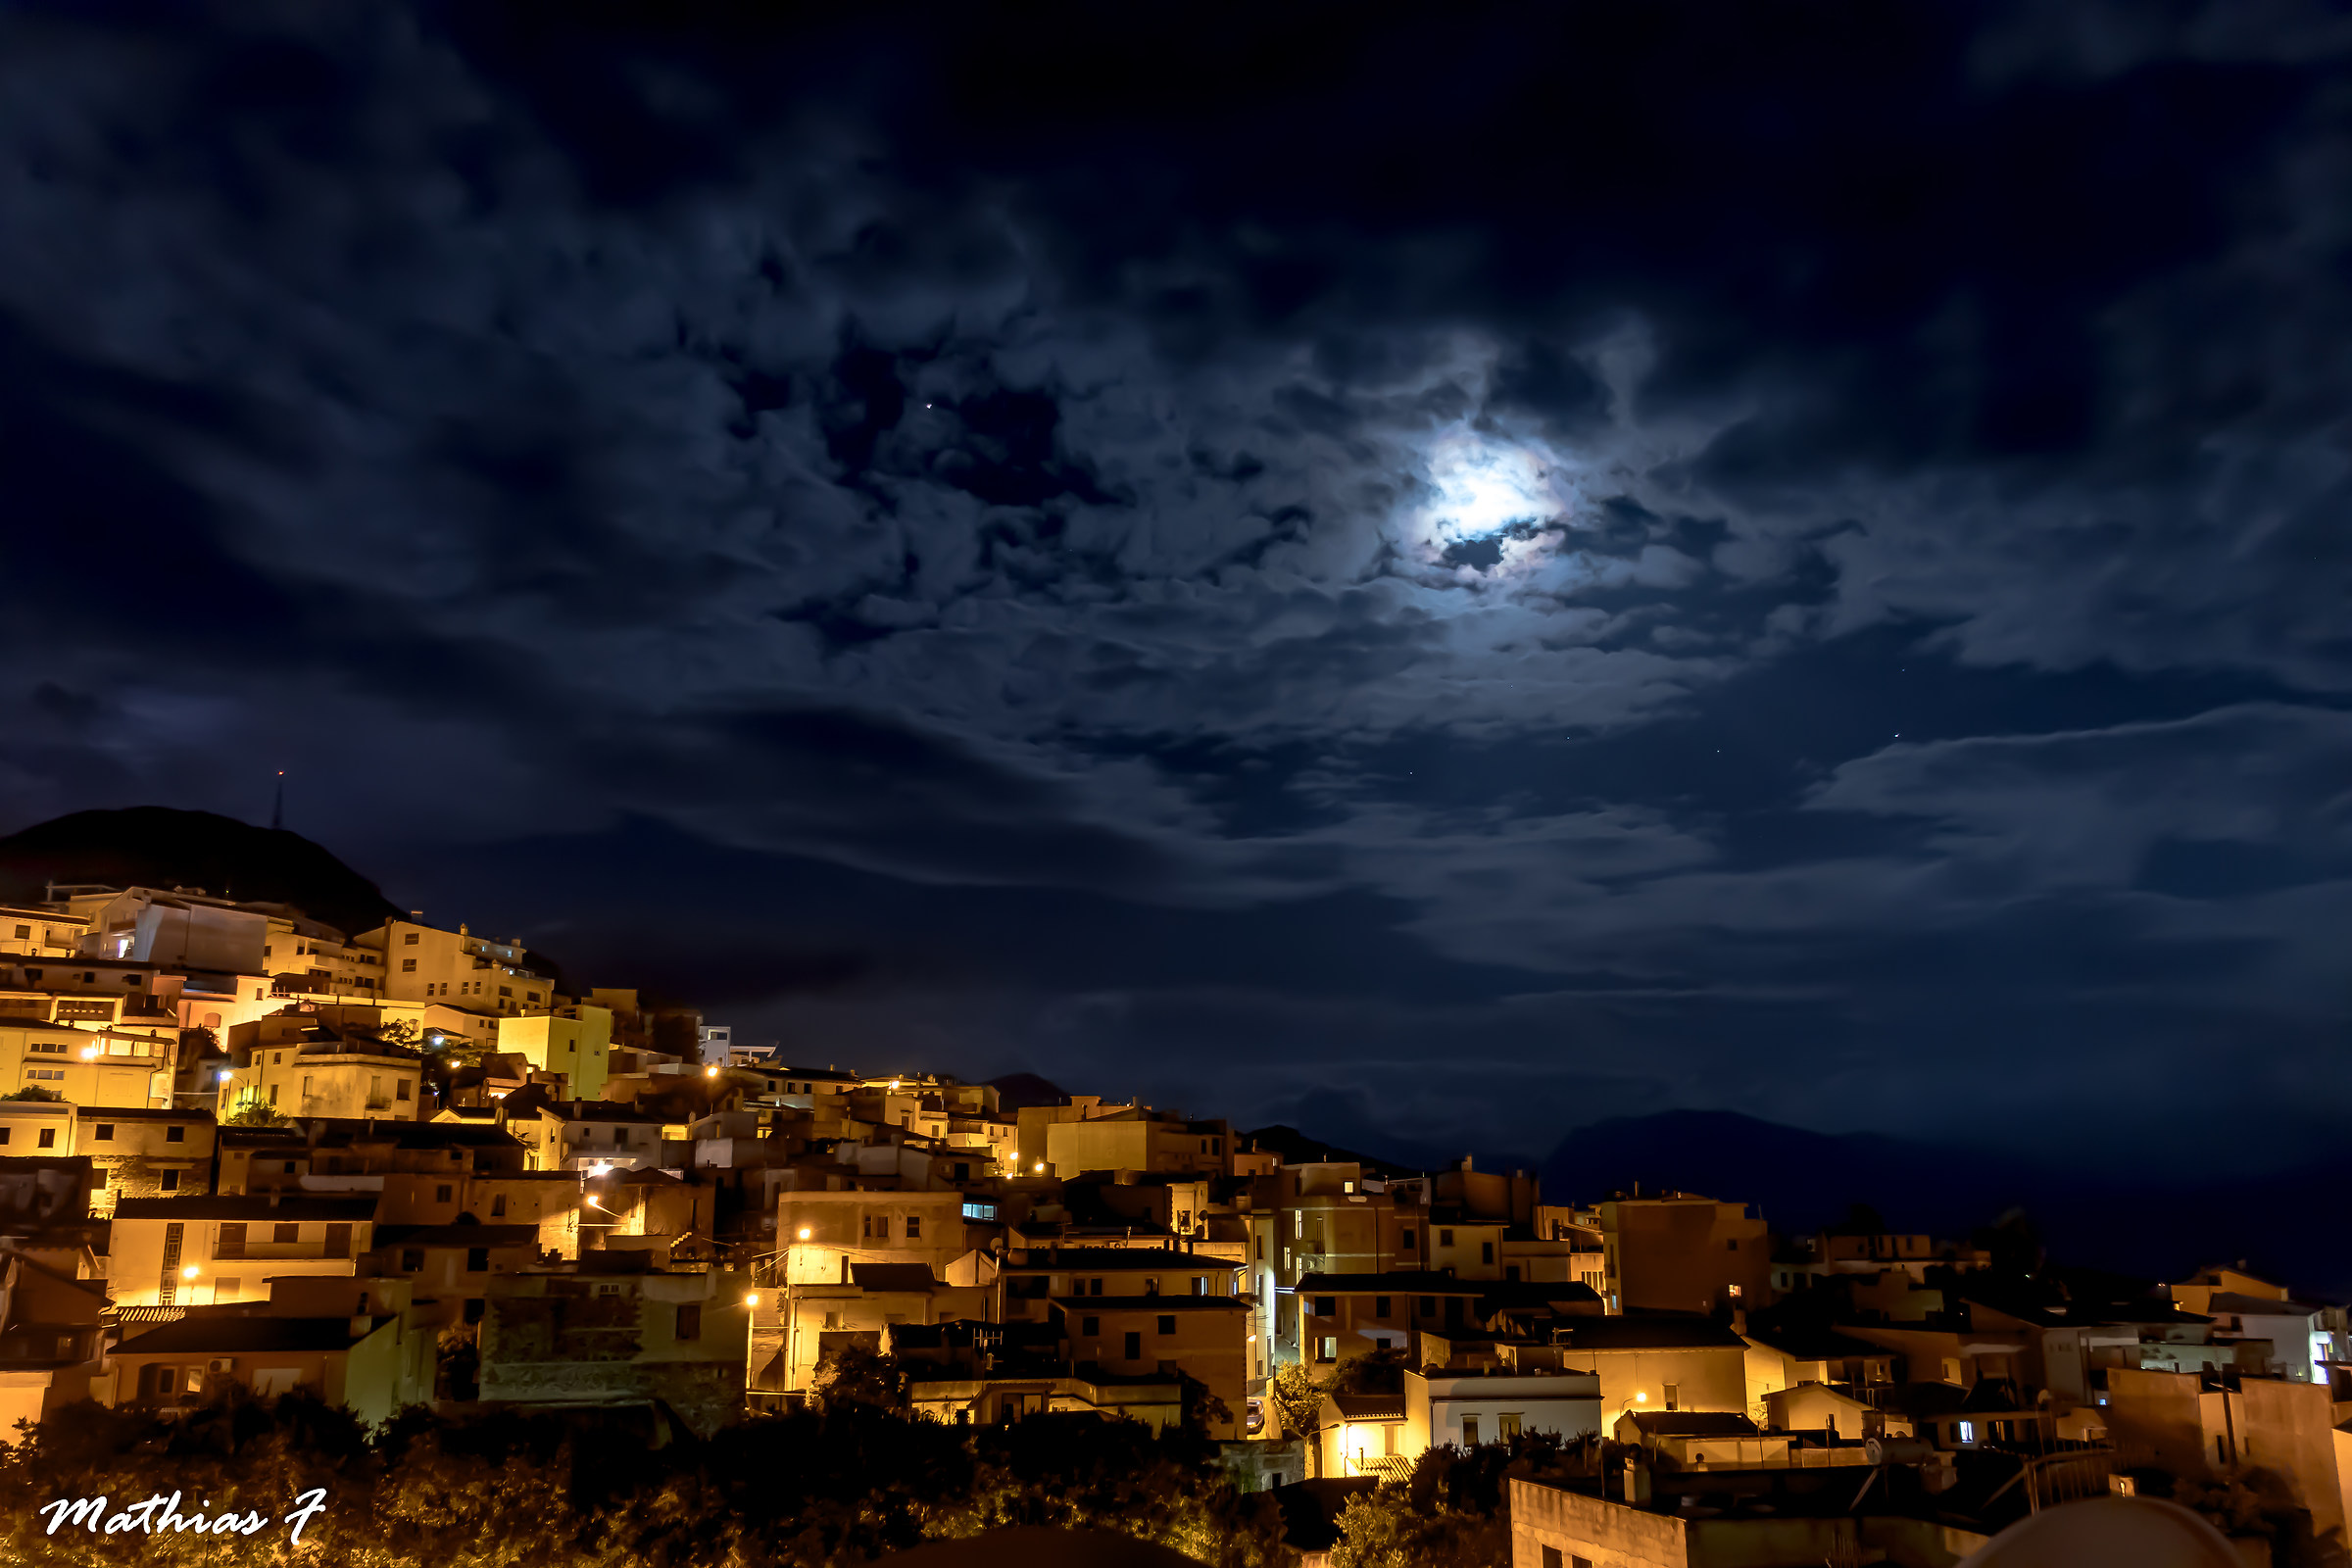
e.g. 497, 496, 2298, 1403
270, 771, 286, 832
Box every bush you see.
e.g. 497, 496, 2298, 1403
0, 1382, 1290, 1567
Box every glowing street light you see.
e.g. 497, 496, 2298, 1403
797, 1227, 812, 1241
743, 1293, 759, 1307
181, 1265, 199, 1280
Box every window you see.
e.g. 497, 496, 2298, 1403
491, 1195, 507, 1218
673, 1303, 702, 1341
1123, 1331, 1143, 1359
1090, 1278, 1104, 1297
1374, 1296, 1391, 1318
11, 924, 25, 939
404, 932, 419, 945
1957, 1421, 1976, 1444
92, 1169, 107, 1187
1157, 1314, 1176, 1335
0, 1129, 9, 1146
36, 1129, 54, 1150
396, 1080, 412, 1102
435, 1185, 454, 1202
1254, 1235, 1265, 1261
466, 1248, 488, 1272
1081, 1316, 1100, 1337
1192, 1276, 1207, 1297
1461, 1416, 1479, 1445
1543, 1551, 1563, 1568
401, 1249, 424, 1271
1419, 1296, 1436, 1316
1313, 1296, 1335, 1316
1439, 1229, 1455, 1248
1664, 1384, 1680, 1410
165, 1125, 184, 1143
1481, 1241, 1494, 1265
1500, 1413, 1522, 1439
402, 959, 417, 972
1726, 1238, 1739, 1251
905, 1216, 920, 1239
301, 1076, 312, 1098
218, 1223, 247, 1258
1317, 1337, 1338, 1361
268, 1084, 279, 1105
1400, 1227, 1415, 1249
93, 1124, 115, 1142
498, 987, 512, 999
273, 1223, 300, 1244
159, 1169, 179, 1192
874, 1217, 890, 1241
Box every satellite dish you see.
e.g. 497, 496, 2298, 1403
1957, 1496, 2240, 1568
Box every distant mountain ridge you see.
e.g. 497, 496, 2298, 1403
0, 806, 401, 938
1537, 1108, 2352, 1302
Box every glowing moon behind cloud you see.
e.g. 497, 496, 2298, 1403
1410, 429, 1574, 580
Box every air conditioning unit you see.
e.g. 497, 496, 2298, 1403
209, 1358, 235, 1373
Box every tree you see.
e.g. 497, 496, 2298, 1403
224, 1101, 287, 1127
1330, 1489, 1509, 1568
1269, 1358, 1324, 1441
1328, 1346, 1409, 1396
808, 1343, 908, 1413
0, 1087, 61, 1102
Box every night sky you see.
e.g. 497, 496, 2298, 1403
3, 3, 2347, 1173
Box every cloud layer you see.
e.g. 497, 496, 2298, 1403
2, 1, 2347, 1167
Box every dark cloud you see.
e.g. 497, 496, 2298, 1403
0, 1, 2346, 1165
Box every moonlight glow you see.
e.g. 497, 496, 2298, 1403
1413, 431, 1572, 578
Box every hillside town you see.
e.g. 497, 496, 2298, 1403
0, 879, 2345, 1565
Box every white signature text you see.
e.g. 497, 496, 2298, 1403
38, 1488, 328, 1544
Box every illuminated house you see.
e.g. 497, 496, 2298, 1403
476, 1253, 755, 1438
1051, 1291, 1249, 1440
497, 1004, 614, 1100
356, 917, 553, 1013
0, 905, 89, 958
104, 1275, 431, 1429
775, 1183, 971, 1286
78, 1106, 216, 1212
519, 1098, 677, 1173
1000, 1246, 1244, 1325
1295, 1271, 1490, 1367
1319, 1391, 1408, 1478
893, 1319, 1187, 1432
1043, 1108, 1234, 1180
1540, 1314, 1754, 1416
1412, 1367, 1603, 1457
0, 1247, 108, 1434
1593, 1191, 1771, 1317
758, 1260, 994, 1396
0, 1021, 172, 1108
217, 1031, 424, 1123
109, 1194, 377, 1308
